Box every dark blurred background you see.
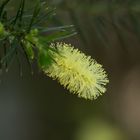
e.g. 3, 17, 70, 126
0, 0, 140, 140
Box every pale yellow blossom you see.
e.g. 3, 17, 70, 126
44, 43, 109, 100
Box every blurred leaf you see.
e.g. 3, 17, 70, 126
92, 17, 111, 47
43, 30, 77, 42
40, 25, 74, 33
38, 48, 53, 69
11, 0, 25, 25
0, 0, 10, 18
1, 40, 17, 65
33, 6, 56, 26
23, 41, 34, 60
28, 0, 41, 32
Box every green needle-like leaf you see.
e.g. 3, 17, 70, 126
0, 0, 10, 18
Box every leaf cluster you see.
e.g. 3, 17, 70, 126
0, 0, 76, 75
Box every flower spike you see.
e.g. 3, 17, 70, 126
43, 43, 109, 100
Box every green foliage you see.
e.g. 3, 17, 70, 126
38, 48, 54, 69
0, 0, 76, 74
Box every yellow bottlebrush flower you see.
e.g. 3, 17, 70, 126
44, 43, 109, 100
